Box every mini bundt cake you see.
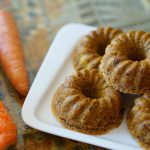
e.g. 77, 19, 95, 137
100, 31, 150, 94
73, 27, 122, 71
127, 94, 150, 150
52, 69, 122, 135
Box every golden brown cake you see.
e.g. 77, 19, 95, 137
52, 69, 122, 135
127, 94, 150, 150
73, 27, 122, 71
100, 31, 150, 94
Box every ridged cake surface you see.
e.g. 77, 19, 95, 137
73, 27, 122, 71
100, 31, 150, 94
52, 69, 122, 135
127, 94, 150, 150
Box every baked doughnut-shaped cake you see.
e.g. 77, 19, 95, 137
52, 69, 122, 135
127, 94, 150, 150
100, 31, 150, 94
73, 27, 122, 71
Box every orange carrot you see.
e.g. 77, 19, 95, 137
0, 101, 17, 150
0, 10, 29, 96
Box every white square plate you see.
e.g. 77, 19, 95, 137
22, 24, 141, 150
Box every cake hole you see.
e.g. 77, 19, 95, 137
81, 83, 100, 99
97, 43, 106, 56
127, 47, 146, 61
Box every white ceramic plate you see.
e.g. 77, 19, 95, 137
22, 23, 142, 150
